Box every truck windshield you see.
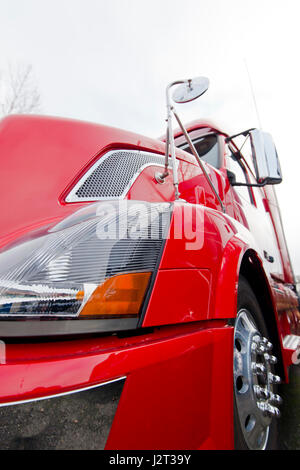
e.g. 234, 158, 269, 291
178, 134, 220, 168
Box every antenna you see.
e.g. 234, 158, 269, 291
244, 59, 263, 130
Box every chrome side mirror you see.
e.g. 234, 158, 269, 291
249, 129, 282, 185
172, 77, 209, 103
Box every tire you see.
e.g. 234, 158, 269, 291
233, 276, 281, 450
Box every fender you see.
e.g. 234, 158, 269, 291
144, 203, 262, 325
209, 214, 291, 381
213, 213, 263, 320
213, 235, 245, 320
143, 203, 289, 381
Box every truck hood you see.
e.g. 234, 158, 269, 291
0, 115, 169, 249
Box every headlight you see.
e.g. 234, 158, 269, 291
0, 200, 172, 337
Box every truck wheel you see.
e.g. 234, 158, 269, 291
233, 276, 282, 450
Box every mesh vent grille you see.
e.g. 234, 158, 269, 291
67, 150, 165, 201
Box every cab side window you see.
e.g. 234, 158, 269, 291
179, 134, 220, 169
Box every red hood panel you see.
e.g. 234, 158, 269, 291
0, 115, 168, 248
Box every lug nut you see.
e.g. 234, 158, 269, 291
257, 402, 269, 416
268, 373, 281, 384
257, 402, 281, 418
254, 385, 270, 399
269, 392, 283, 405
257, 343, 267, 354
267, 404, 281, 418
252, 363, 266, 375
257, 402, 267, 414
264, 353, 277, 364
261, 337, 273, 351
269, 404, 281, 418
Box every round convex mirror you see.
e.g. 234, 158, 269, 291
172, 76, 209, 103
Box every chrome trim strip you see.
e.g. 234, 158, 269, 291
0, 317, 138, 337
65, 149, 173, 203
0, 376, 126, 407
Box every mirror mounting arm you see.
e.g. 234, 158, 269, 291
172, 107, 226, 213
231, 181, 267, 188
156, 80, 186, 199
225, 128, 256, 143
157, 77, 225, 212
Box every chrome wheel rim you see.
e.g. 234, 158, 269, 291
234, 309, 282, 450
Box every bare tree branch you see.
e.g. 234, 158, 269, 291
0, 63, 41, 117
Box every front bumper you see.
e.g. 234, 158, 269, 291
0, 321, 234, 449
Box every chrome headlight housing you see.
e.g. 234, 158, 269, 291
0, 200, 172, 337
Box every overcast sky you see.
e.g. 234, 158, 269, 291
1, 0, 300, 272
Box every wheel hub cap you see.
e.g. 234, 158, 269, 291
234, 309, 282, 450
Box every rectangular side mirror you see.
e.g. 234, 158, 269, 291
249, 129, 282, 185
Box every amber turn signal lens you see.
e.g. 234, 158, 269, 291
79, 272, 151, 317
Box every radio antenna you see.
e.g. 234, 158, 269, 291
244, 59, 263, 130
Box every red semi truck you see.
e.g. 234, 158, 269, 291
0, 77, 298, 450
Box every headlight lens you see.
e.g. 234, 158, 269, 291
0, 200, 171, 336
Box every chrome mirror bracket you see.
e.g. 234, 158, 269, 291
157, 77, 225, 212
